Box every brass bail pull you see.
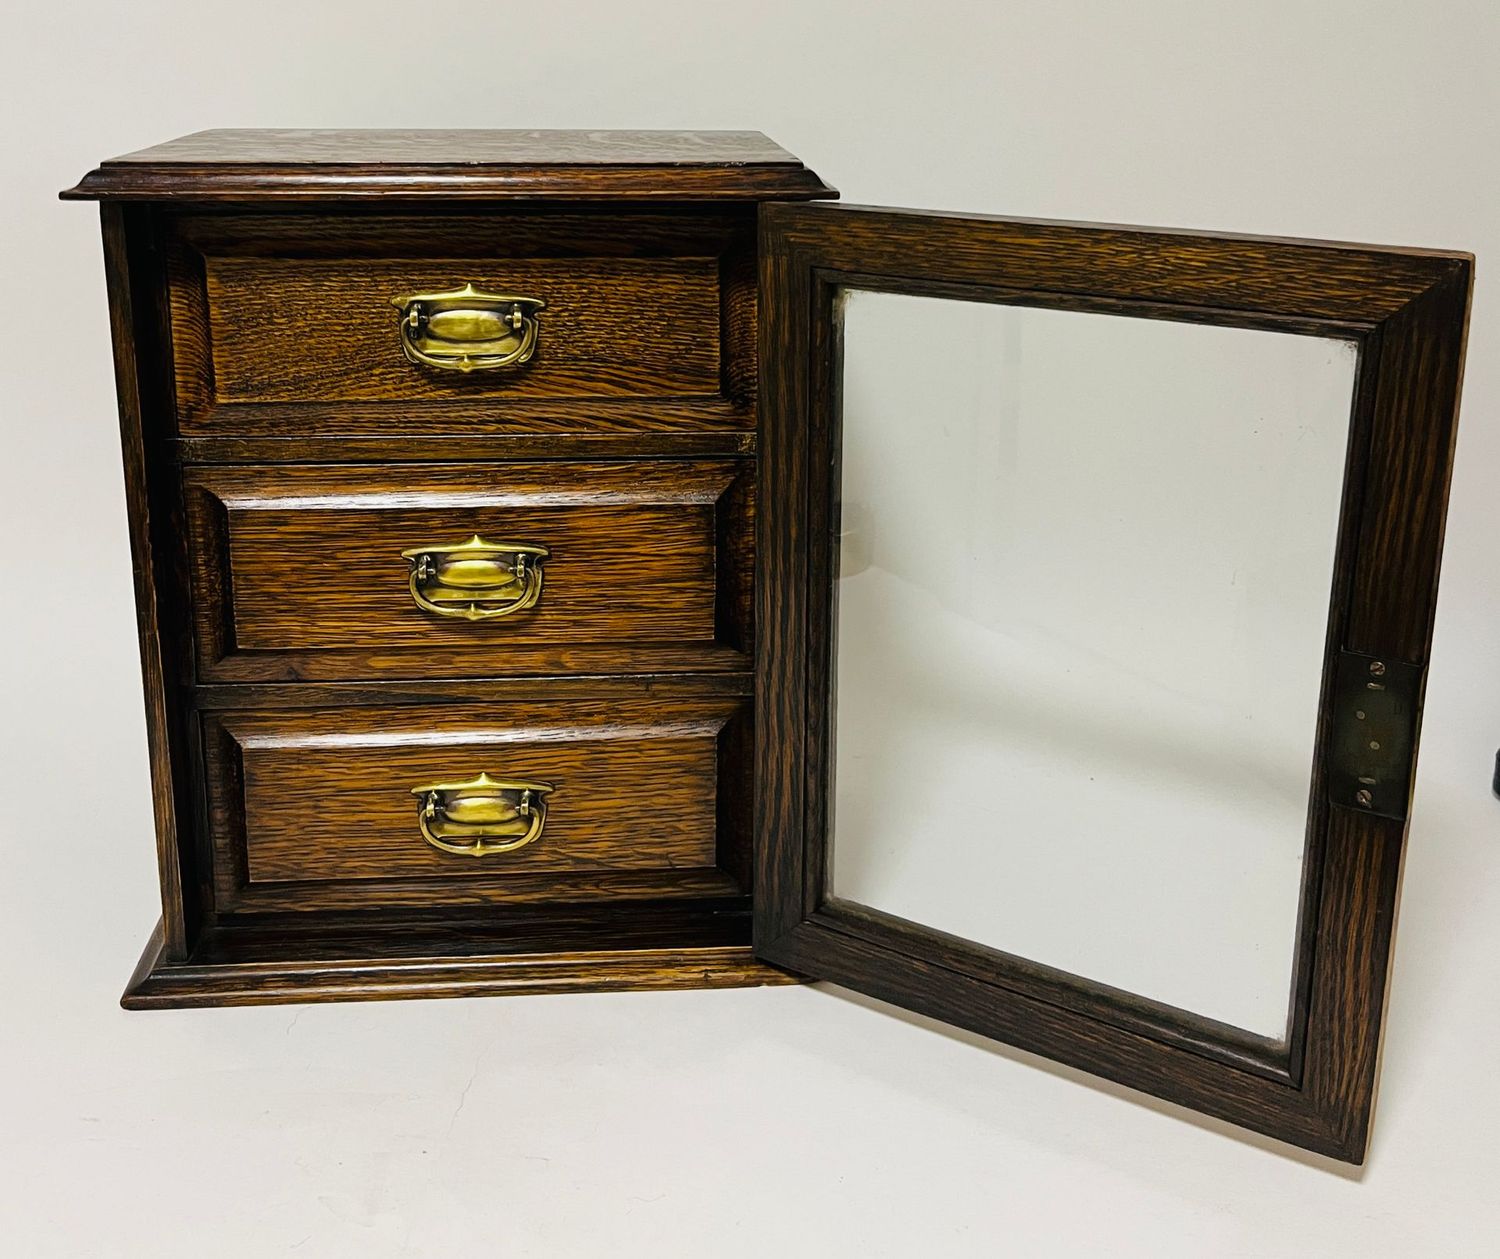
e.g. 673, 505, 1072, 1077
400, 535, 548, 621
392, 283, 545, 373
410, 774, 555, 856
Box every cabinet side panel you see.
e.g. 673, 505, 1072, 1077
101, 204, 197, 959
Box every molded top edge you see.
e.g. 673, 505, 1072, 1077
62, 129, 837, 202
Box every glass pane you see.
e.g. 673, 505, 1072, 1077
829, 290, 1357, 1042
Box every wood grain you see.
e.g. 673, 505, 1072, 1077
173, 399, 756, 441
203, 699, 741, 899
1345, 266, 1473, 661
242, 732, 719, 880
192, 674, 755, 711
100, 205, 199, 960
207, 256, 720, 402
183, 460, 753, 681
173, 209, 751, 258
122, 919, 798, 1010
200, 900, 757, 957
188, 643, 753, 686
754, 201, 1472, 1162
213, 869, 746, 915
70, 132, 793, 1011
93, 129, 811, 165
176, 430, 757, 463
764, 202, 1465, 324
163, 210, 760, 430
63, 129, 837, 203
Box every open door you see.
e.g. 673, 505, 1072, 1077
753, 202, 1471, 1162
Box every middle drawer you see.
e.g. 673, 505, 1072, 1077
183, 460, 753, 682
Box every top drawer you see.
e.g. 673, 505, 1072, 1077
162, 211, 757, 436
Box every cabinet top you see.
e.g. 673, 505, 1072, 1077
62, 128, 836, 204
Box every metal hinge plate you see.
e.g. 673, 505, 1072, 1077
1328, 651, 1422, 821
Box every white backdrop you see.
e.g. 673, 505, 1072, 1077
2, 2, 1497, 1254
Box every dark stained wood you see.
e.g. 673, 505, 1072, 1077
215, 870, 746, 915
201, 899, 758, 955
123, 917, 798, 1009
91, 129, 811, 165
173, 207, 752, 256
193, 673, 755, 711
192, 644, 750, 687
761, 915, 1342, 1149
241, 734, 718, 882
72, 132, 795, 1012
753, 218, 813, 949
202, 698, 746, 909
63, 129, 837, 203
765, 203, 1464, 324
80, 131, 1471, 1162
172, 399, 754, 441
754, 201, 1472, 1163
182, 460, 753, 682
821, 899, 1288, 1080
1346, 267, 1473, 660
174, 431, 757, 463
1278, 336, 1388, 1086
210, 257, 719, 401
163, 210, 759, 430
1301, 808, 1408, 1159
100, 205, 197, 960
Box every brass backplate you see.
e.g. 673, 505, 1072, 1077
1327, 651, 1422, 821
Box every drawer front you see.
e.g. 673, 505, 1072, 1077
165, 212, 756, 434
203, 699, 750, 911
184, 461, 753, 682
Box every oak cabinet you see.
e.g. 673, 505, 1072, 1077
66, 130, 1471, 1162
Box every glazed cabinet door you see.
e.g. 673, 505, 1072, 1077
753, 202, 1470, 1161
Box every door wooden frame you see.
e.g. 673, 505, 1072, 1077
754, 202, 1471, 1162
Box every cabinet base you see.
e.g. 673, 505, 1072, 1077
122, 919, 799, 1010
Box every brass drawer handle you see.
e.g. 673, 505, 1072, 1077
391, 283, 545, 373
411, 773, 554, 856
400, 535, 548, 621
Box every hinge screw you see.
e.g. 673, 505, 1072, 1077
1369, 660, 1387, 677
1356, 788, 1374, 807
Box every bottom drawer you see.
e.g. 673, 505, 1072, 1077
203, 697, 750, 912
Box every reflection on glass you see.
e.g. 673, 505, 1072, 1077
829, 290, 1357, 1041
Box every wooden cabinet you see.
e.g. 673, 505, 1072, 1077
66, 130, 1471, 1163
65, 130, 821, 1012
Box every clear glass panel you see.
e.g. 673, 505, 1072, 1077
829, 290, 1357, 1042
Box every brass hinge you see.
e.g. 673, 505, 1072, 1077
1328, 651, 1422, 821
